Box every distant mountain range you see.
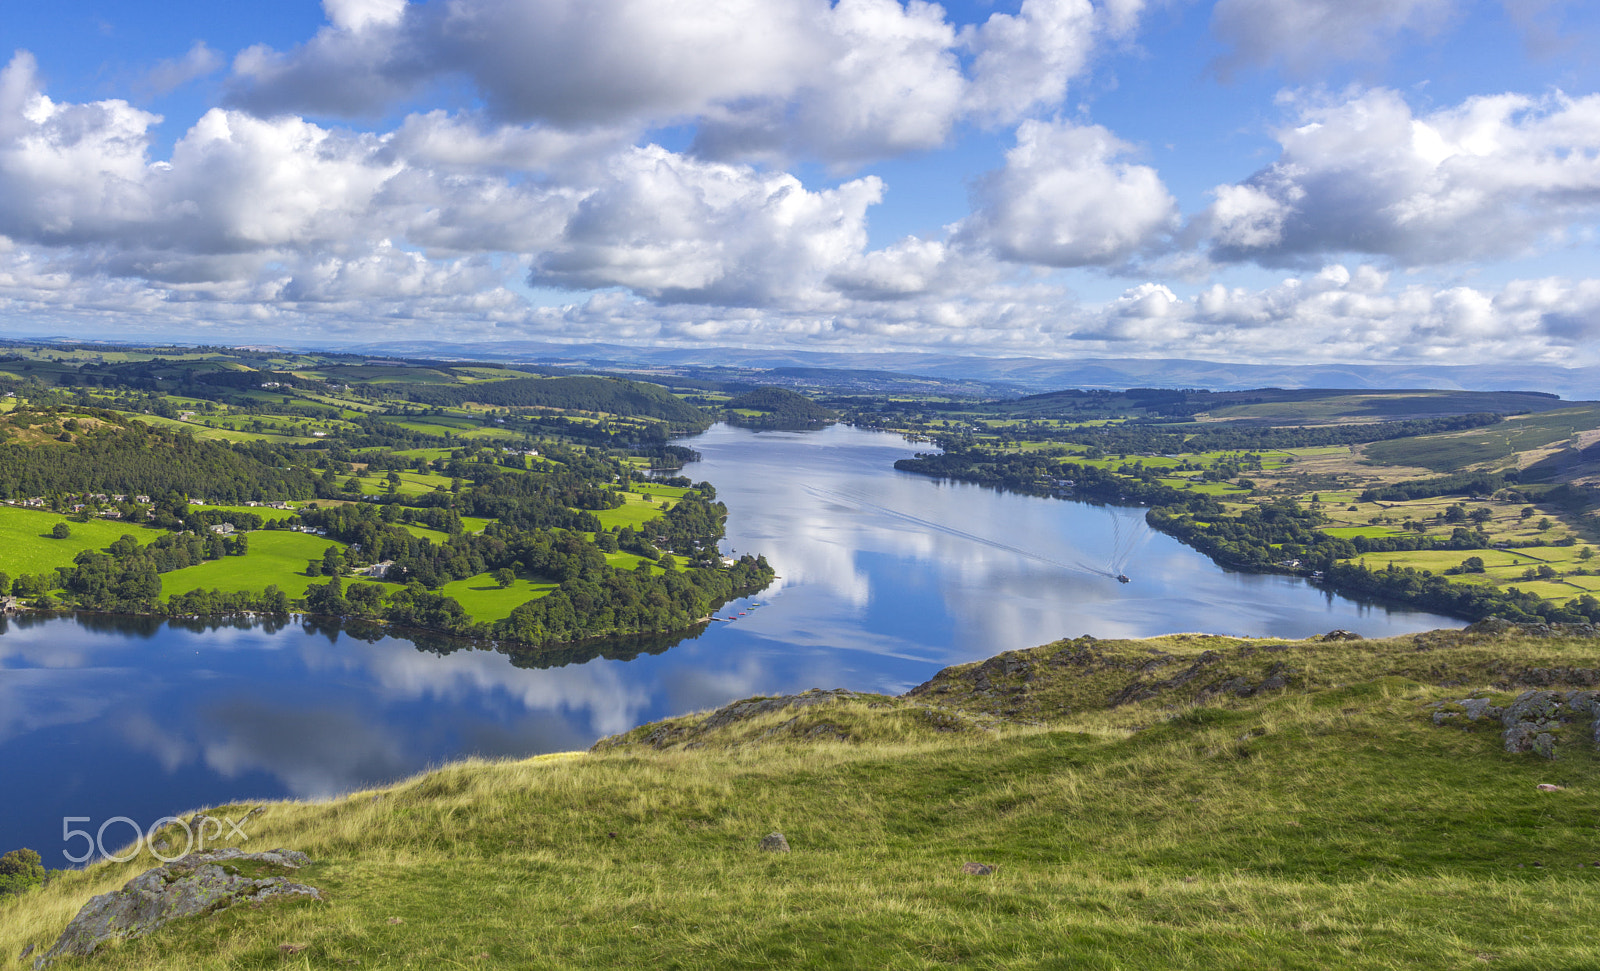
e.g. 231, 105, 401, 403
328, 340, 1600, 400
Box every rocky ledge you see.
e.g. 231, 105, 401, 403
35, 848, 320, 967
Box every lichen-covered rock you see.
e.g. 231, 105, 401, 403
1532, 733, 1558, 759
1460, 697, 1502, 721
36, 849, 319, 967
1503, 691, 1566, 726
1500, 691, 1567, 758
1319, 629, 1364, 642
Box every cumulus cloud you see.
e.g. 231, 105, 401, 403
0, 50, 916, 311
692, 0, 966, 167
962, 0, 1098, 123
959, 119, 1178, 267
1201, 87, 1600, 267
530, 145, 883, 306
224, 0, 1146, 166
1211, 0, 1456, 78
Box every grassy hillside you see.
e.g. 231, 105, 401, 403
0, 508, 159, 578
6, 626, 1600, 969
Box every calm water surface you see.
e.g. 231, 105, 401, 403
0, 424, 1456, 862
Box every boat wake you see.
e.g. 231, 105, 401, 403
806, 485, 1144, 583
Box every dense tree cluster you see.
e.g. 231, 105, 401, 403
0, 412, 318, 502
397, 375, 710, 427
725, 387, 837, 428
496, 554, 770, 645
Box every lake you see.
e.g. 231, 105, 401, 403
0, 424, 1456, 863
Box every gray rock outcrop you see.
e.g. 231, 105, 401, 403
1430, 690, 1600, 760
758, 832, 791, 853
36, 849, 320, 967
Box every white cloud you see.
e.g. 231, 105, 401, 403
223, 0, 1148, 167
960, 119, 1178, 267
143, 42, 225, 94
530, 145, 884, 306
1202, 87, 1600, 266
962, 0, 1097, 123
693, 0, 966, 167
1211, 0, 1456, 77
324, 0, 408, 31
0, 53, 160, 244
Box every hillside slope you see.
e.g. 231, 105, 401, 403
5, 624, 1600, 969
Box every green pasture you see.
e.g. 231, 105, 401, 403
391, 416, 482, 435
625, 482, 692, 500
1504, 545, 1592, 567
1157, 478, 1249, 496
400, 523, 453, 543
590, 493, 672, 531
158, 531, 345, 601
1320, 525, 1398, 539
1502, 579, 1587, 602
0, 506, 161, 578
299, 366, 462, 385
450, 366, 532, 383
373, 471, 454, 496
115, 412, 308, 444
385, 448, 456, 462
1351, 549, 1552, 574
457, 426, 523, 441
438, 572, 556, 622
600, 549, 669, 574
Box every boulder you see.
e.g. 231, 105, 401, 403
36, 849, 320, 967
757, 832, 791, 853
1500, 691, 1566, 758
1319, 629, 1364, 642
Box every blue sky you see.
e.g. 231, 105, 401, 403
1, 0, 1597, 364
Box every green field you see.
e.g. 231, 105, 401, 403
1156, 478, 1248, 496
590, 493, 672, 531
600, 549, 669, 574
1352, 548, 1558, 572
437, 572, 556, 621
159, 531, 345, 601
0, 506, 161, 578
1320, 525, 1400, 539
400, 523, 453, 543
117, 413, 309, 444
625, 482, 691, 500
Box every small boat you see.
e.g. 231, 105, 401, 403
1116, 574, 1130, 584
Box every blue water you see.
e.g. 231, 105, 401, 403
0, 424, 1456, 864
